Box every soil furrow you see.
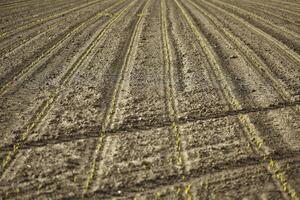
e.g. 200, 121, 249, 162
0, 0, 135, 179
195, 0, 300, 99
109, 1, 168, 131
221, 0, 300, 34
165, 4, 269, 196
0, 21, 58, 57
162, 0, 230, 122
184, 0, 299, 111
0, 138, 99, 199
161, 0, 186, 170
82, 0, 149, 195
239, 0, 299, 20
0, 1, 148, 198
0, 0, 46, 7
0, 0, 106, 41
207, 0, 300, 53
0, 0, 128, 151
77, 156, 300, 199
0, 0, 86, 34
160, 0, 191, 197
82, 0, 183, 198
0, 0, 124, 97
174, 0, 299, 199
0, 0, 83, 13
263, 0, 300, 8
1, 0, 299, 198
247, 0, 300, 17
0, 0, 84, 20
0, 0, 35, 9
0, 0, 121, 57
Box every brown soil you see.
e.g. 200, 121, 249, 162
0, 0, 300, 199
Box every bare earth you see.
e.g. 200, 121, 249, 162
0, 0, 300, 199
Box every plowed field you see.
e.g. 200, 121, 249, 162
0, 0, 300, 199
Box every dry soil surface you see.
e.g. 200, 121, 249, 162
0, 0, 300, 199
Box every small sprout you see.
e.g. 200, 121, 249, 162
185, 184, 192, 200
13, 144, 19, 153
269, 160, 274, 168
184, 184, 191, 194
155, 192, 161, 198
282, 182, 288, 192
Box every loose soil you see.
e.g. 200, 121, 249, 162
0, 0, 300, 199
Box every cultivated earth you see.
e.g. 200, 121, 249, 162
0, 0, 300, 199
